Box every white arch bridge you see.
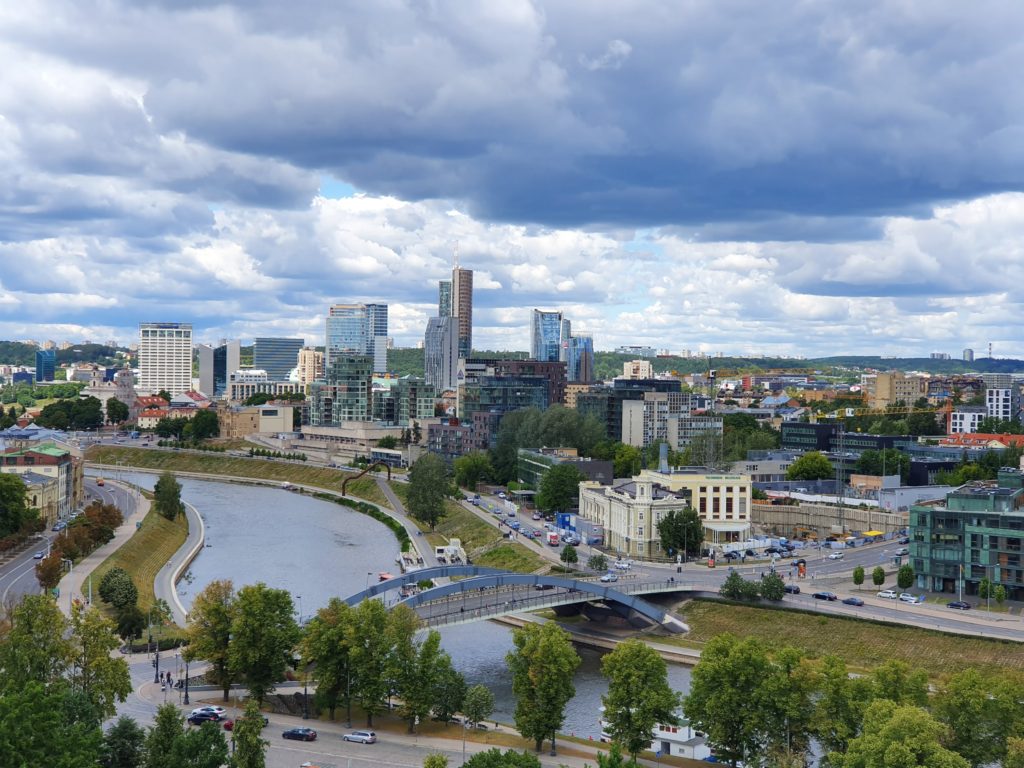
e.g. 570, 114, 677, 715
344, 566, 692, 633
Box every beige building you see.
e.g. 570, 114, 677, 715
622, 359, 654, 379
578, 477, 692, 558
865, 372, 928, 409
20, 472, 61, 527
0, 442, 84, 521
218, 404, 295, 439
564, 383, 594, 410
638, 468, 752, 545
296, 347, 324, 386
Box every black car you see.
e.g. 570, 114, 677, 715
744, 549, 757, 557
784, 584, 801, 595
899, 537, 910, 545
187, 712, 221, 726
765, 547, 780, 554
842, 596, 865, 606
283, 727, 317, 741
947, 601, 971, 611
812, 591, 838, 601
722, 551, 740, 561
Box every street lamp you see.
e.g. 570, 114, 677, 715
365, 571, 373, 591
183, 655, 190, 705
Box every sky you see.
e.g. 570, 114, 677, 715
1, 1, 1023, 358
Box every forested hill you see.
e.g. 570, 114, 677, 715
0, 341, 122, 367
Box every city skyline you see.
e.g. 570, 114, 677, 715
1, 3, 1024, 357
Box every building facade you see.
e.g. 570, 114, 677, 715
218, 404, 295, 439
308, 354, 374, 425
564, 333, 594, 383
451, 267, 473, 359
424, 316, 459, 392
0, 443, 82, 522
138, 322, 193, 395
639, 468, 752, 545
622, 360, 654, 379
296, 347, 324, 386
325, 304, 389, 373
866, 372, 928, 409
517, 447, 614, 489
948, 406, 987, 434
253, 337, 304, 381
197, 340, 241, 398
578, 477, 692, 558
986, 386, 1021, 422
35, 349, 55, 382
531, 310, 565, 362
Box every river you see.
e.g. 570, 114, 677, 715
103, 470, 691, 739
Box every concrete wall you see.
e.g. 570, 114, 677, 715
752, 501, 906, 538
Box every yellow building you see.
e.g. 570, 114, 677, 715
637, 468, 752, 545
578, 477, 692, 558
866, 372, 928, 409
218, 404, 295, 439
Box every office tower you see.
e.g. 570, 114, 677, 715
452, 267, 473, 358
296, 347, 324, 385
197, 340, 241, 398
531, 310, 565, 362
565, 333, 594, 383
308, 354, 374, 425
325, 303, 388, 373
254, 337, 304, 380
424, 316, 459, 392
138, 322, 193, 395
35, 349, 55, 382
963, 348, 975, 362
438, 280, 452, 318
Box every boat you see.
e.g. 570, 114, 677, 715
599, 708, 711, 761
378, 572, 394, 582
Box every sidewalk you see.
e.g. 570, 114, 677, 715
154, 499, 204, 626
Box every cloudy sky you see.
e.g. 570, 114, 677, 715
1, 1, 1023, 358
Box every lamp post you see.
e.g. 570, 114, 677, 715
183, 655, 190, 705
365, 571, 373, 591
296, 594, 303, 625
301, 654, 310, 720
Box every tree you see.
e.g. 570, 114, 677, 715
463, 749, 542, 767
759, 572, 785, 601
812, 655, 875, 756
612, 444, 641, 477
116, 606, 146, 643
68, 605, 133, 720
102, 716, 147, 768
0, 594, 73, 692
301, 598, 355, 720
0, 681, 104, 766
100, 570, 139, 612
995, 584, 1007, 606
602, 639, 680, 762
229, 583, 301, 706
869, 660, 929, 708
719, 571, 759, 601
184, 580, 237, 702
190, 409, 220, 441
144, 703, 183, 768
853, 565, 865, 590
506, 621, 580, 754
35, 551, 64, 590
656, 507, 704, 560
349, 600, 420, 727
896, 564, 914, 591
106, 397, 130, 425
231, 699, 268, 768
453, 451, 494, 491
242, 393, 272, 407
933, 669, 1024, 767
153, 472, 184, 521
424, 755, 449, 768
559, 544, 578, 567
463, 684, 495, 728
399, 630, 451, 733
978, 578, 991, 601
872, 566, 886, 588
587, 553, 608, 572
536, 464, 585, 513
0, 472, 31, 537
433, 662, 468, 725
1007, 738, 1024, 768
407, 453, 449, 530
785, 451, 833, 481
831, 700, 969, 768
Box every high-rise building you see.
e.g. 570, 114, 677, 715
438, 280, 452, 319
296, 347, 324, 386
424, 316, 459, 392
531, 310, 565, 362
35, 349, 55, 382
253, 337, 304, 381
452, 267, 473, 359
138, 322, 193, 395
325, 303, 389, 373
197, 340, 241, 398
564, 333, 594, 383
308, 354, 374, 425
986, 386, 1021, 422
963, 348, 975, 362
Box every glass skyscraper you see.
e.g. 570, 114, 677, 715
35, 349, 55, 382
531, 310, 564, 362
565, 333, 594, 383
253, 337, 304, 380
325, 303, 388, 373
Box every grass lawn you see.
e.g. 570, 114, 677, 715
89, 507, 189, 623
475, 543, 547, 573
433, 499, 504, 553
85, 446, 390, 507
666, 599, 1024, 679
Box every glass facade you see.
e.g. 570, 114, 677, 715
565, 333, 593, 382
531, 310, 564, 362
458, 376, 548, 423
308, 354, 373, 425
325, 304, 388, 372
35, 349, 55, 382
253, 337, 304, 381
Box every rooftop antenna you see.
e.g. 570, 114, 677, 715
989, 342, 993, 359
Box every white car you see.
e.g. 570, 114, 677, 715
343, 730, 377, 744
613, 560, 632, 571
827, 551, 844, 560
877, 589, 898, 599
190, 706, 226, 717
898, 593, 922, 604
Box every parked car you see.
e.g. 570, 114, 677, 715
613, 560, 631, 571
744, 549, 757, 557
827, 551, 844, 560
899, 593, 921, 604
877, 589, 898, 599
187, 712, 222, 726
223, 715, 268, 731
765, 547, 781, 554
509, 521, 520, 530
343, 730, 377, 744
812, 591, 838, 601
842, 597, 864, 606
723, 551, 741, 561
898, 537, 910, 545
946, 601, 971, 611
282, 727, 317, 742
190, 706, 226, 717
52, 522, 66, 532
784, 584, 801, 595
497, 492, 507, 499
896, 547, 910, 556
600, 572, 618, 583
531, 513, 542, 520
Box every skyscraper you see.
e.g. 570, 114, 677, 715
138, 322, 193, 395
325, 303, 388, 373
565, 333, 594, 383
35, 349, 55, 382
197, 340, 240, 398
254, 337, 304, 380
424, 316, 459, 392
296, 347, 324, 385
531, 310, 565, 362
438, 280, 452, 319
452, 267, 473, 359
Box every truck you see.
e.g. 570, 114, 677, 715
546, 531, 560, 547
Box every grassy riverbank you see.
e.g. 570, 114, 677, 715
664, 599, 1023, 678
85, 446, 387, 506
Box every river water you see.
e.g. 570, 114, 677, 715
104, 470, 691, 739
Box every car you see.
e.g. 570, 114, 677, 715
744, 549, 757, 557
33, 551, 45, 559
877, 589, 898, 599
600, 572, 618, 583
842, 597, 865, 606
812, 591, 838, 601
223, 715, 268, 731
898, 537, 910, 545
613, 560, 631, 570
793, 558, 807, 567
899, 593, 921, 604
784, 584, 801, 595
723, 551, 740, 561
52, 522, 66, 532
190, 706, 226, 717
531, 513, 542, 520
947, 600, 971, 611
827, 551, 844, 560
765, 547, 780, 554
497, 492, 507, 499
896, 547, 910, 556
282, 727, 318, 741
187, 712, 222, 726
509, 521, 520, 530
534, 583, 554, 591
343, 730, 377, 744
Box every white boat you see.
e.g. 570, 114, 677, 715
599, 708, 711, 761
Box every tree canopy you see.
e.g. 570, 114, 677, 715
535, 464, 585, 513
407, 453, 450, 530
786, 451, 833, 481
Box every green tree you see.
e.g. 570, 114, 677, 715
812, 655, 875, 756
587, 553, 608, 572
786, 451, 833, 481
184, 580, 237, 701
153, 472, 184, 521
301, 597, 355, 720
242, 393, 272, 406
854, 449, 911, 482
560, 544, 578, 567
601, 639, 680, 762
831, 700, 968, 768
536, 464, 585, 513
433, 661, 467, 725
463, 748, 542, 767
190, 409, 220, 441
978, 578, 991, 601
349, 600, 420, 727
104, 571, 139, 612
106, 397, 130, 425
116, 606, 146, 643
872, 566, 886, 588
230, 699, 268, 768
870, 660, 929, 708
229, 583, 301, 706
454, 451, 494, 490
719, 571, 759, 601
995, 584, 1007, 606
896, 564, 914, 591
0, 594, 73, 692
68, 606, 133, 720
853, 565, 865, 590
144, 703, 183, 768
933, 669, 1024, 767
463, 684, 495, 727
102, 716, 147, 768
612, 444, 641, 477
506, 621, 581, 754
0, 681, 104, 766
424, 755, 449, 768
759, 572, 786, 601
1007, 738, 1024, 768
399, 629, 451, 733
656, 507, 704, 560
407, 453, 449, 530
0, 472, 31, 537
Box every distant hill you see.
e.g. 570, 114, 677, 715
0, 341, 122, 368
